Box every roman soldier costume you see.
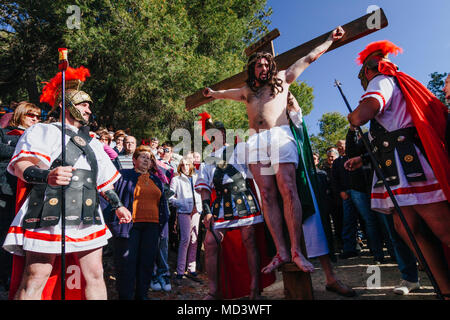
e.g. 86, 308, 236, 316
195, 118, 274, 299
356, 40, 449, 212
3, 66, 122, 299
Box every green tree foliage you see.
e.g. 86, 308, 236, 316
289, 80, 314, 116
1, 1, 317, 144
427, 71, 448, 105
1, 0, 273, 141
0, 1, 68, 104
310, 111, 349, 158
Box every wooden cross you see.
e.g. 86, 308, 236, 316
185, 8, 388, 111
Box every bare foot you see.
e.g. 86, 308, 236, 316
261, 253, 289, 274
325, 280, 356, 297
291, 250, 315, 273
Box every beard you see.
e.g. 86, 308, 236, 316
256, 73, 269, 86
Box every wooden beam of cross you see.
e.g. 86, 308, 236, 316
185, 8, 388, 111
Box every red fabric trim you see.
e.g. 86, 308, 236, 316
371, 183, 442, 199
6, 129, 25, 136
194, 182, 210, 188
214, 212, 261, 223
361, 91, 386, 108
377, 60, 450, 204
97, 170, 119, 190
10, 150, 51, 163
7, 226, 108, 242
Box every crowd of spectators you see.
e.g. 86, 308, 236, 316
0, 101, 423, 298
92, 127, 203, 296
0, 102, 207, 298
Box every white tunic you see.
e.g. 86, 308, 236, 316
195, 143, 264, 229
3, 122, 120, 256
361, 75, 446, 213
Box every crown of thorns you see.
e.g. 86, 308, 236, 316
246, 52, 274, 69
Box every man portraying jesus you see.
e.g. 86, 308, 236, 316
203, 26, 345, 273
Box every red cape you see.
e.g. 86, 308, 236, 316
212, 180, 276, 299
219, 224, 276, 299
8, 179, 86, 300
378, 61, 450, 203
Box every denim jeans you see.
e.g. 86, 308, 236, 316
378, 214, 419, 282
342, 189, 385, 260
154, 236, 170, 280
118, 222, 159, 300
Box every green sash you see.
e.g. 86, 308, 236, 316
265, 120, 324, 257
289, 119, 325, 223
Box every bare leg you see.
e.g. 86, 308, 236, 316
203, 227, 225, 299
274, 163, 314, 273
250, 163, 290, 274
393, 205, 450, 297
319, 254, 356, 297
414, 201, 450, 246
15, 251, 55, 300
76, 247, 107, 300
241, 225, 261, 299
318, 255, 337, 285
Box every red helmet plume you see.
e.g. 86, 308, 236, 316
40, 66, 91, 107
356, 40, 403, 65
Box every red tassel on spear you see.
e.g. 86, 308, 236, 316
198, 111, 212, 144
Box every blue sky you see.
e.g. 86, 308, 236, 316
265, 0, 450, 135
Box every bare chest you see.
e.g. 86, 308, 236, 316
245, 86, 289, 131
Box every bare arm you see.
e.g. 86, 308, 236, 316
287, 92, 303, 127
344, 156, 363, 171
287, 92, 301, 113
285, 26, 345, 84
202, 86, 247, 102
347, 97, 380, 127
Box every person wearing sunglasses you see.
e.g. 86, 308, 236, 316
8, 102, 41, 130
0, 101, 41, 291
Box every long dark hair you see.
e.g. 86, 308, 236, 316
246, 52, 283, 97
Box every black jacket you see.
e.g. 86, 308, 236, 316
0, 126, 22, 197
331, 155, 351, 193
345, 129, 373, 193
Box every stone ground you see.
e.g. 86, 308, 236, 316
0, 241, 438, 301
104, 241, 437, 301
